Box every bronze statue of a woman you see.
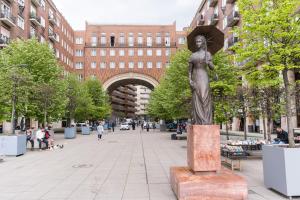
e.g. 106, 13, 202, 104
189, 35, 214, 125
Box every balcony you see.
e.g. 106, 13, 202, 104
227, 11, 240, 27
0, 34, 10, 47
48, 15, 57, 26
226, 0, 237, 3
209, 14, 219, 25
29, 12, 41, 26
49, 32, 58, 42
197, 14, 205, 26
31, 0, 41, 7
228, 35, 239, 48
209, 0, 218, 7
0, 10, 16, 27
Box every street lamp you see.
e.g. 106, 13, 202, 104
10, 64, 28, 135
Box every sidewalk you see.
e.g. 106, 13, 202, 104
0, 129, 297, 200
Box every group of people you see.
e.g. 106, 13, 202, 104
26, 126, 64, 150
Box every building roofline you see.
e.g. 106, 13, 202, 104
86, 21, 176, 27
190, 0, 206, 27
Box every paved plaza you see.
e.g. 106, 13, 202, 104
0, 129, 298, 200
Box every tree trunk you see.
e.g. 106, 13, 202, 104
243, 110, 247, 140
267, 118, 272, 142
262, 115, 267, 140
226, 122, 229, 140
282, 69, 297, 148
43, 110, 47, 128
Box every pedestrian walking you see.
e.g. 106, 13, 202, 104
97, 122, 104, 140
141, 121, 144, 131
111, 121, 115, 132
146, 122, 150, 132
132, 121, 136, 130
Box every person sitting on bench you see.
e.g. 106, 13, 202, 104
26, 127, 35, 150
36, 128, 49, 150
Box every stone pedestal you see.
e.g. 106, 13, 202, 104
170, 125, 248, 200
187, 125, 221, 172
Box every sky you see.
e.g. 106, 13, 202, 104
52, 0, 201, 31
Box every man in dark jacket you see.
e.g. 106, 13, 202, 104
275, 127, 289, 144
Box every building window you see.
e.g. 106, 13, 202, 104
128, 33, 134, 46
75, 62, 84, 69
166, 49, 170, 56
100, 49, 106, 56
55, 50, 59, 58
147, 62, 153, 68
40, 16, 45, 28
78, 74, 83, 81
156, 62, 162, 68
91, 36, 97, 47
214, 5, 218, 15
137, 49, 143, 56
40, 36, 45, 43
75, 37, 83, 44
147, 35, 152, 47
147, 49, 152, 56
178, 37, 185, 45
165, 34, 171, 47
17, 16, 24, 30
119, 33, 125, 46
138, 62, 143, 69
17, 0, 25, 6
119, 62, 125, 69
110, 35, 115, 47
110, 62, 116, 69
156, 33, 162, 45
156, 49, 162, 56
128, 49, 134, 56
110, 49, 115, 56
40, 0, 46, 10
138, 34, 143, 46
129, 62, 134, 69
75, 50, 84, 57
100, 34, 106, 45
222, 0, 226, 9
223, 17, 227, 30
100, 62, 106, 69
119, 49, 125, 56
91, 62, 97, 69
91, 49, 97, 56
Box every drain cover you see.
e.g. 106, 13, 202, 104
72, 164, 93, 169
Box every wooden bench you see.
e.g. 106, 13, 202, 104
221, 156, 242, 171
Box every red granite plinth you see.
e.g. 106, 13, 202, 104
170, 167, 248, 200
187, 125, 221, 172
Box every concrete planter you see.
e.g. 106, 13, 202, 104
64, 127, 76, 139
0, 135, 27, 156
81, 127, 90, 135
262, 145, 300, 198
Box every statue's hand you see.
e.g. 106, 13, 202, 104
190, 81, 195, 90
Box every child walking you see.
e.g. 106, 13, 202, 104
97, 122, 104, 140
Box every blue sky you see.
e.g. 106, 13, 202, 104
52, 0, 200, 30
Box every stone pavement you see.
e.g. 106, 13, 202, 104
0, 129, 298, 200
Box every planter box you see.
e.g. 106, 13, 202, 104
81, 127, 90, 135
262, 145, 300, 198
0, 135, 27, 156
64, 127, 76, 139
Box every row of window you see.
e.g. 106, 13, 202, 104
75, 49, 171, 57
75, 61, 169, 69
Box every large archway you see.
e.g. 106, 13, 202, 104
103, 72, 160, 93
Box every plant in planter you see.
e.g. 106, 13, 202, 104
234, 0, 300, 198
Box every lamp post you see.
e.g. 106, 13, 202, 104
10, 64, 28, 135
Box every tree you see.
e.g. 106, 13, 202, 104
210, 52, 241, 140
234, 0, 300, 147
84, 78, 111, 120
0, 39, 67, 127
74, 83, 95, 122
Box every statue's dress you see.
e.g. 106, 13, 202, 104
189, 51, 212, 125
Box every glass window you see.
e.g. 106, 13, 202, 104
165, 49, 170, 56
100, 62, 106, 69
110, 62, 116, 69
91, 36, 97, 47
91, 49, 97, 56
110, 49, 115, 56
138, 62, 143, 69
129, 62, 134, 69
147, 49, 152, 56
138, 35, 143, 45
119, 33, 125, 45
223, 17, 227, 29
119, 62, 125, 69
100, 49, 106, 56
178, 37, 185, 45
100, 35, 106, 45
156, 33, 162, 45
156, 62, 162, 68
40, 16, 45, 28
75, 50, 83, 57
156, 49, 162, 56
147, 36, 152, 47
147, 62, 153, 68
128, 49, 134, 56
138, 49, 143, 56
17, 16, 24, 30
75, 62, 84, 69
75, 37, 83, 44
119, 49, 125, 56
91, 62, 97, 69
128, 35, 134, 47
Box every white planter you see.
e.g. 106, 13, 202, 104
262, 145, 300, 198
64, 127, 76, 139
0, 135, 27, 156
81, 127, 90, 135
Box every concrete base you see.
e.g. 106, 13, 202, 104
64, 127, 76, 139
81, 127, 90, 135
0, 135, 27, 156
170, 167, 248, 200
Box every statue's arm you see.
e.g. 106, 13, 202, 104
207, 52, 214, 71
188, 60, 194, 89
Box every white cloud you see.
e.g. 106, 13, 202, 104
52, 0, 199, 30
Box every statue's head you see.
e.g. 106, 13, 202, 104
195, 35, 206, 50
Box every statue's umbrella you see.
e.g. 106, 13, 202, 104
187, 25, 224, 55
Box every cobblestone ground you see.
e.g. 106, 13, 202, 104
0, 129, 298, 200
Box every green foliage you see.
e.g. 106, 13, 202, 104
148, 48, 192, 120
74, 83, 95, 122
84, 78, 111, 120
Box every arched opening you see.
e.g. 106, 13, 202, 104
102, 73, 159, 121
